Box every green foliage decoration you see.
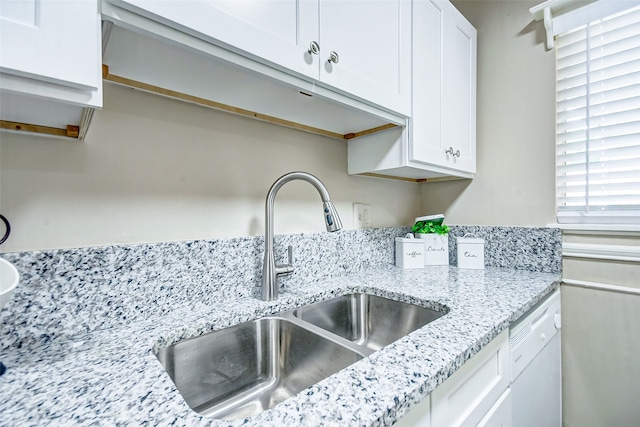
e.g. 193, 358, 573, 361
411, 221, 450, 235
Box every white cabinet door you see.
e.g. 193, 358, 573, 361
431, 330, 510, 427
442, 6, 476, 173
112, 0, 319, 79
394, 395, 431, 427
478, 389, 512, 427
318, 0, 411, 116
410, 0, 476, 174
1, 0, 101, 137
409, 0, 445, 166
0, 0, 100, 91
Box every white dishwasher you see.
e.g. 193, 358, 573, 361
509, 289, 562, 427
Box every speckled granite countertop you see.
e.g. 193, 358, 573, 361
1, 265, 559, 426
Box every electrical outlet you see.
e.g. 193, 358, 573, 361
353, 203, 371, 229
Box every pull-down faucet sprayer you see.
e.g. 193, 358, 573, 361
261, 171, 342, 301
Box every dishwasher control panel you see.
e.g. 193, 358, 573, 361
509, 289, 561, 381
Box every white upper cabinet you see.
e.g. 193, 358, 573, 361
347, 0, 476, 181
0, 0, 101, 91
410, 0, 476, 174
109, 0, 411, 116
0, 0, 102, 138
110, 0, 319, 79
318, 0, 411, 115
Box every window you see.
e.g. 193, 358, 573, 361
556, 4, 640, 224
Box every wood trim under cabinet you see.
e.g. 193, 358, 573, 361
344, 123, 399, 140
0, 120, 80, 139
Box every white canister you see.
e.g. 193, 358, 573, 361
456, 236, 485, 269
416, 233, 449, 266
395, 236, 425, 269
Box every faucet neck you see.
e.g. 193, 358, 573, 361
261, 172, 340, 301
264, 171, 333, 246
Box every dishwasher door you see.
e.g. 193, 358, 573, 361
510, 290, 562, 427
511, 332, 561, 426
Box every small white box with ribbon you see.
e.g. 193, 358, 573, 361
456, 235, 485, 269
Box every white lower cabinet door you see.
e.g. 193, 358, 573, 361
394, 395, 431, 427
477, 389, 512, 427
430, 330, 510, 427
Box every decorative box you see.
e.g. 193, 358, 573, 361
456, 235, 485, 269
416, 233, 449, 265
395, 236, 425, 269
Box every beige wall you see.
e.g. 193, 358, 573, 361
421, 0, 556, 226
562, 232, 640, 426
0, 83, 420, 252
561, 285, 640, 427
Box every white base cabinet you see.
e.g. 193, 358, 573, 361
395, 330, 510, 427
347, 0, 476, 181
396, 290, 562, 427
430, 330, 510, 427
477, 389, 512, 427
395, 393, 431, 427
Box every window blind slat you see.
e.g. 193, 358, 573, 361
559, 194, 640, 207
557, 141, 640, 164
558, 156, 640, 175
557, 80, 640, 107
558, 99, 640, 123
558, 169, 640, 185
557, 38, 640, 79
557, 63, 640, 95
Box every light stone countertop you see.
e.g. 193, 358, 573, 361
0, 265, 559, 426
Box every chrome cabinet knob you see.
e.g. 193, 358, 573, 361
308, 41, 320, 55
445, 147, 461, 158
328, 51, 339, 64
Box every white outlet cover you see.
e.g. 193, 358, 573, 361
353, 203, 371, 229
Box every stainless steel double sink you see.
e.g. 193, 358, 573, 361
156, 293, 446, 420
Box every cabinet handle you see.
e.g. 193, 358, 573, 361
308, 41, 320, 55
328, 51, 340, 64
446, 147, 461, 158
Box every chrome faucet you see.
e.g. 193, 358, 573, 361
261, 171, 342, 301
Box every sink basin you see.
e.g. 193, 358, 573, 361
156, 293, 446, 420
156, 316, 363, 420
294, 293, 445, 351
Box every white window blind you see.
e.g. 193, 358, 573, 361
556, 5, 640, 224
